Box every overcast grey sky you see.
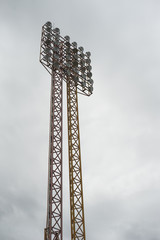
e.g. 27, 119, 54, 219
0, 0, 160, 240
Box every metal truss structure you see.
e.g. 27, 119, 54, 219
40, 22, 93, 240
67, 80, 85, 240
44, 71, 63, 240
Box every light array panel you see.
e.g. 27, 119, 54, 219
40, 22, 93, 96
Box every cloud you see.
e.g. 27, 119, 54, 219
0, 0, 160, 239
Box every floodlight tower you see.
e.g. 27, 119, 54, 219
40, 22, 93, 240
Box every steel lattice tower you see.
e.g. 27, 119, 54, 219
40, 22, 93, 240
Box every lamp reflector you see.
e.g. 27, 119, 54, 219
73, 61, 78, 67
74, 76, 79, 82
86, 59, 91, 64
45, 21, 52, 27
64, 36, 70, 42
87, 72, 92, 78
53, 28, 60, 34
87, 65, 92, 71
81, 81, 86, 88
89, 86, 93, 92
79, 46, 84, 52
73, 48, 78, 54
86, 51, 91, 57
72, 42, 77, 48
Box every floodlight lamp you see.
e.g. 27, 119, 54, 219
86, 59, 91, 64
81, 81, 86, 88
43, 54, 52, 63
45, 32, 51, 38
79, 46, 84, 52
45, 39, 52, 46
80, 60, 85, 66
45, 21, 52, 28
53, 62, 59, 69
90, 86, 93, 92
86, 51, 91, 57
73, 68, 78, 74
48, 57, 53, 63
66, 62, 70, 68
53, 28, 60, 34
74, 76, 79, 82
46, 27, 52, 33
54, 40, 60, 46
44, 48, 52, 55
73, 54, 78, 60
73, 61, 78, 67
53, 46, 58, 53
64, 36, 70, 42
55, 34, 60, 40
87, 65, 92, 71
54, 54, 59, 60
72, 42, 77, 48
73, 48, 78, 54
43, 54, 49, 61
66, 48, 70, 55
65, 42, 70, 48
80, 53, 84, 58
66, 70, 71, 76
87, 72, 92, 78
81, 67, 85, 73
91, 79, 94, 85
66, 55, 71, 61
45, 33, 52, 39
81, 73, 86, 79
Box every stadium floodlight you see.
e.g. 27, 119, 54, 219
72, 42, 77, 48
66, 69, 71, 76
45, 21, 52, 27
45, 32, 52, 39
55, 34, 60, 39
81, 81, 86, 88
89, 86, 93, 93
88, 79, 93, 85
53, 46, 58, 52
86, 51, 91, 57
86, 65, 92, 71
73, 61, 78, 67
66, 62, 71, 68
73, 68, 78, 74
53, 61, 59, 69
53, 28, 60, 34
45, 39, 51, 46
45, 22, 52, 32
44, 48, 52, 55
64, 35, 70, 42
79, 46, 84, 52
74, 76, 79, 82
66, 55, 71, 60
86, 59, 91, 64
73, 53, 78, 60
87, 72, 92, 78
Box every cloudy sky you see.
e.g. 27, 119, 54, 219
1, 0, 160, 239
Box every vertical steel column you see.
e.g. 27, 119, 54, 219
45, 70, 63, 240
67, 81, 86, 240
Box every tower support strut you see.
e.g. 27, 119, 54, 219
67, 81, 86, 240
45, 71, 63, 240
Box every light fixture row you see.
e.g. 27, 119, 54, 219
40, 22, 93, 96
